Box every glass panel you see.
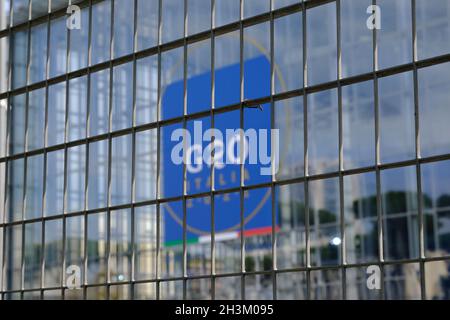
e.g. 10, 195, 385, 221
186, 278, 211, 300
10, 93, 26, 155
66, 215, 84, 284
86, 286, 107, 300
275, 97, 303, 180
27, 88, 46, 151
379, 72, 415, 163
215, 192, 241, 275
276, 183, 306, 270
417, 0, 450, 60
1, 1, 11, 30
44, 149, 64, 217
66, 145, 86, 213
134, 283, 157, 300
110, 209, 132, 282
135, 206, 157, 280
344, 172, 378, 264
160, 201, 183, 278
161, 47, 184, 120
186, 196, 211, 277
88, 140, 108, 210
160, 281, 183, 300
245, 274, 273, 300
425, 260, 450, 300
307, 89, 339, 175
29, 23, 48, 84
3, 225, 22, 291
110, 285, 131, 300
277, 272, 307, 300
31, 0, 49, 19
68, 75, 87, 142
244, 188, 272, 272
91, 0, 111, 65
44, 219, 63, 288
7, 158, 24, 222
47, 82, 66, 147
87, 212, 107, 285
0, 36, 9, 94
89, 69, 110, 136
25, 154, 44, 220
187, 39, 211, 114
421, 160, 450, 257
69, 7, 89, 72
135, 129, 157, 202
113, 0, 134, 58
274, 0, 299, 10
215, 31, 240, 108
160, 123, 184, 198
162, 0, 184, 44
342, 80, 375, 170
341, 0, 372, 78
215, 276, 241, 300
136, 0, 158, 51
136, 55, 158, 126
274, 12, 303, 93
310, 269, 342, 300
307, 2, 337, 86
216, 0, 239, 27
244, 0, 270, 18
23, 290, 41, 300
381, 166, 419, 261
49, 17, 67, 78
384, 263, 421, 300
346, 267, 381, 300
309, 178, 341, 267
419, 62, 450, 158
111, 134, 132, 206
244, 22, 270, 101
188, 0, 211, 36
11, 30, 28, 89
378, 0, 412, 69
112, 62, 133, 131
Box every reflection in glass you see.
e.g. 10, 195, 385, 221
7, 158, 24, 222
66, 215, 84, 285
110, 209, 132, 282
187, 40, 211, 114
274, 0, 299, 10
307, 2, 337, 86
162, 0, 184, 44
244, 0, 270, 19
310, 269, 342, 300
10, 93, 26, 155
160, 281, 183, 300
277, 272, 307, 300
66, 145, 86, 213
91, 0, 111, 65
275, 97, 303, 180
381, 166, 419, 261
161, 47, 184, 120
309, 178, 341, 267
3, 225, 22, 291
160, 123, 184, 198
341, 0, 372, 78
87, 212, 107, 285
216, 0, 240, 27
161, 201, 183, 279
137, 0, 158, 51
112, 62, 133, 131
215, 192, 241, 275
419, 62, 450, 158
110, 285, 131, 300
308, 89, 339, 175
135, 283, 157, 300
49, 17, 67, 78
68, 76, 87, 142
111, 134, 132, 206
88, 140, 108, 210
417, 0, 450, 60
384, 263, 421, 300
69, 7, 89, 72
188, 0, 210, 36
29, 23, 48, 84
186, 279, 211, 300
136, 55, 158, 126
0, 36, 9, 94
245, 274, 273, 300
25, 154, 44, 220
421, 160, 450, 257
11, 30, 28, 89
113, 0, 134, 58
86, 286, 107, 300
135, 129, 157, 202
13, 0, 28, 26
276, 183, 306, 270
215, 276, 241, 300
89, 69, 110, 136
346, 267, 380, 300
274, 13, 302, 93
135, 206, 157, 280
44, 219, 63, 288
344, 172, 378, 264
27, 88, 46, 151
47, 82, 66, 147
342, 80, 375, 170
378, 0, 412, 69
379, 72, 415, 163
45, 149, 64, 216
425, 260, 450, 300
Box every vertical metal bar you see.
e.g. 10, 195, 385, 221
372, 0, 385, 300
210, 0, 216, 301
182, 0, 188, 301
411, 0, 426, 300
336, 0, 346, 300
302, 0, 311, 301
239, 0, 245, 301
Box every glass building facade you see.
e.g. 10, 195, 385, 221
0, 0, 450, 300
